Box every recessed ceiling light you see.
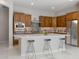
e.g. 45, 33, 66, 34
31, 2, 34, 6
51, 7, 55, 10
69, 0, 73, 2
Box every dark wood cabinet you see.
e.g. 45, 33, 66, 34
66, 11, 79, 21
25, 14, 31, 27
13, 12, 31, 33
39, 16, 56, 27
13, 12, 31, 27
51, 17, 57, 27
14, 12, 23, 22
39, 16, 46, 27
56, 15, 66, 27
45, 17, 52, 27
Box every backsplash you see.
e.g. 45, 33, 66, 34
40, 27, 67, 33
18, 27, 67, 34
40, 27, 55, 33
25, 27, 32, 33
55, 27, 67, 33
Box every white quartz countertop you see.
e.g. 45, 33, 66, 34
14, 33, 67, 39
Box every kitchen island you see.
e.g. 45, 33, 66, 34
14, 34, 66, 56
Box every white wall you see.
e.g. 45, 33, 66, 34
55, 6, 78, 16
0, 0, 13, 48
13, 5, 55, 21
0, 6, 9, 45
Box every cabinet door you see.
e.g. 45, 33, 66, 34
57, 15, 66, 27
20, 13, 26, 23
45, 17, 52, 27
14, 12, 26, 22
39, 16, 56, 27
51, 17, 57, 27
45, 17, 49, 27
57, 17, 61, 27
66, 12, 79, 21
39, 16, 46, 27
66, 13, 73, 21
61, 16, 66, 27
25, 15, 31, 27
14, 12, 21, 22
72, 12, 79, 20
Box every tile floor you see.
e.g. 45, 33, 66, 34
0, 45, 79, 59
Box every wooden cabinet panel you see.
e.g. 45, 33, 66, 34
66, 13, 73, 21
25, 15, 31, 27
72, 12, 79, 20
39, 16, 57, 27
39, 16, 52, 27
51, 17, 57, 27
13, 12, 31, 33
57, 15, 66, 27
39, 16, 45, 27
20, 13, 25, 23
66, 11, 79, 21
14, 12, 31, 27
14, 12, 21, 22
14, 12, 26, 23
45, 17, 52, 27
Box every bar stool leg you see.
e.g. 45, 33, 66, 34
43, 39, 53, 59
59, 38, 65, 52
26, 40, 36, 59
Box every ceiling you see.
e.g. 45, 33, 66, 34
13, 0, 79, 12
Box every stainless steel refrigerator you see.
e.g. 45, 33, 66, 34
66, 20, 78, 46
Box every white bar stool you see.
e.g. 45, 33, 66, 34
59, 38, 65, 51
43, 39, 53, 59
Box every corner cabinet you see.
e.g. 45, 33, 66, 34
66, 11, 79, 21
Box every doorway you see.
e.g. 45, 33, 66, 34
0, 5, 9, 47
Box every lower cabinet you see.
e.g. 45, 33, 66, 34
13, 39, 19, 46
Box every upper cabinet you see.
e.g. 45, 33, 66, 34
13, 12, 31, 27
56, 15, 66, 27
45, 17, 52, 27
66, 11, 79, 21
56, 11, 79, 27
39, 16, 46, 27
25, 14, 31, 27
39, 16, 56, 27
14, 12, 23, 22
51, 17, 57, 27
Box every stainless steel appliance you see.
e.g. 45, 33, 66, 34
66, 20, 78, 46
31, 18, 40, 33
15, 22, 25, 34
31, 22, 40, 33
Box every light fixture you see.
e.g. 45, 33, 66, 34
51, 7, 55, 10
69, 0, 74, 2
31, 2, 34, 6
